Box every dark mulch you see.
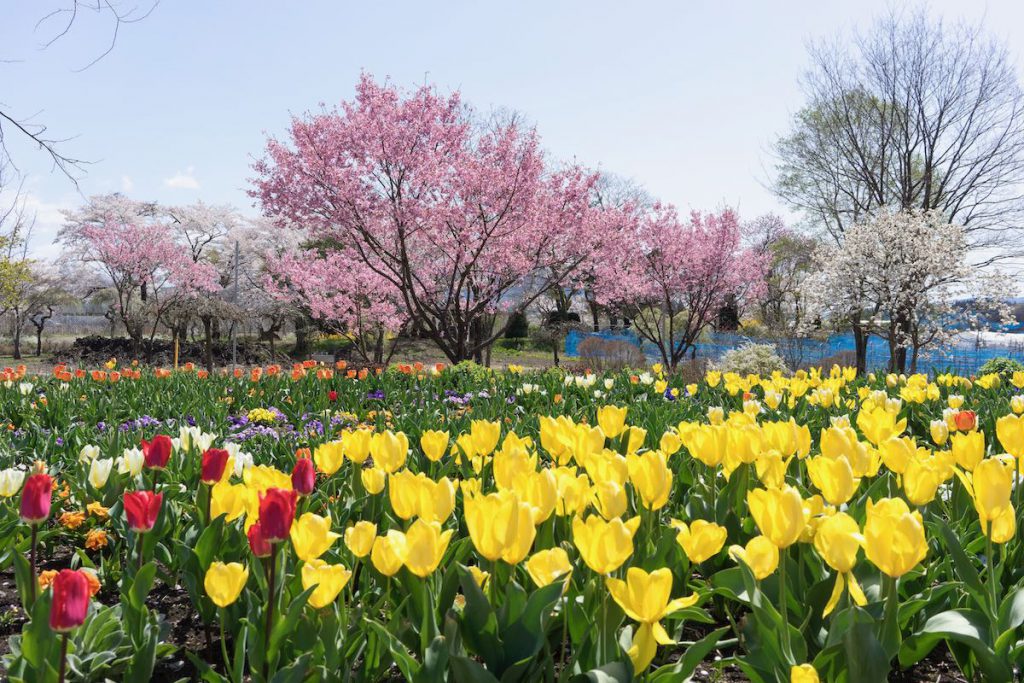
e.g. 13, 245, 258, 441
0, 547, 973, 682
56, 335, 276, 368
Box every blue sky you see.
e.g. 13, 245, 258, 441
4, 0, 1024, 259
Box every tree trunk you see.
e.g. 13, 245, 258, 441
35, 327, 43, 357
852, 324, 868, 376
12, 321, 21, 360
293, 316, 311, 358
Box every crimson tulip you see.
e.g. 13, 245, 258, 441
141, 435, 173, 469
258, 488, 297, 542
20, 473, 52, 524
291, 457, 316, 496
49, 569, 90, 632
124, 490, 163, 532
201, 448, 231, 485
247, 521, 272, 558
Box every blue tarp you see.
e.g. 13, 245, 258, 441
565, 329, 1024, 375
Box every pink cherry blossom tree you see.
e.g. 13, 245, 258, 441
264, 244, 407, 364
58, 194, 221, 351
595, 205, 768, 371
251, 74, 601, 364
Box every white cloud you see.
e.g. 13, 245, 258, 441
164, 166, 200, 190
0, 189, 72, 260
121, 175, 134, 192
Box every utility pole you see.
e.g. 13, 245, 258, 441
231, 240, 239, 372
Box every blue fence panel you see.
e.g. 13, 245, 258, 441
565, 329, 1024, 375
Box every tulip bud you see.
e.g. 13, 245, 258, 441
291, 456, 316, 495
929, 420, 949, 446
123, 490, 163, 532
200, 448, 231, 485
141, 435, 173, 470
49, 569, 91, 632
344, 521, 377, 558
258, 488, 297, 543
20, 473, 53, 524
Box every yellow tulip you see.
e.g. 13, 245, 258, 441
625, 427, 647, 455
747, 486, 805, 548
403, 519, 452, 578
672, 519, 727, 564
1011, 395, 1024, 415
903, 457, 941, 506
301, 559, 351, 609
204, 561, 249, 608
500, 497, 537, 565
806, 455, 855, 506
688, 424, 728, 468
370, 530, 407, 577
856, 407, 906, 446
210, 481, 250, 523
553, 467, 591, 516
493, 441, 537, 490
929, 420, 949, 447
342, 428, 373, 464
593, 480, 628, 520
820, 426, 870, 477
863, 498, 927, 578
627, 451, 672, 511
606, 567, 699, 672
597, 405, 628, 439
987, 504, 1016, 544
659, 431, 682, 456
996, 414, 1024, 458
509, 469, 557, 524
972, 458, 1013, 524
813, 513, 866, 615
950, 431, 985, 472
525, 548, 572, 588
343, 521, 376, 558
878, 436, 915, 475
370, 431, 408, 473
791, 664, 820, 683
754, 449, 791, 489
361, 466, 386, 494
729, 535, 779, 580
388, 469, 421, 520
464, 490, 521, 562
290, 512, 341, 562
572, 514, 640, 574
470, 420, 501, 456
468, 565, 490, 589
313, 440, 345, 476
418, 476, 456, 524
420, 430, 450, 462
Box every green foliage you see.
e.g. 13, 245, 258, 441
978, 356, 1024, 377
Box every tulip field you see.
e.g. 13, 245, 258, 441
1, 360, 1023, 682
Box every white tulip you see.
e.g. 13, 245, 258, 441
89, 458, 113, 489
0, 468, 25, 497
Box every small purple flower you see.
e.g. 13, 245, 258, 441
96, 422, 107, 432
367, 389, 385, 401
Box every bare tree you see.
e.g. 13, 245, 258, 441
774, 8, 1024, 255
1, 2, 158, 182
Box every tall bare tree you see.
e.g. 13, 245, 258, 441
775, 8, 1024, 253
774, 8, 1024, 371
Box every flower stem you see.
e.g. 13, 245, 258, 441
58, 633, 68, 683
219, 608, 234, 681
778, 547, 789, 656
28, 523, 37, 606
263, 543, 279, 680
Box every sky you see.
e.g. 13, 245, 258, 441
4, 0, 1024, 264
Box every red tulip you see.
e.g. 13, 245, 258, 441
291, 457, 316, 496
123, 490, 163, 532
955, 410, 977, 432
258, 488, 297, 543
141, 435, 173, 469
328, 390, 338, 402
247, 521, 272, 558
20, 473, 53, 524
201, 448, 231, 485
49, 569, 90, 632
